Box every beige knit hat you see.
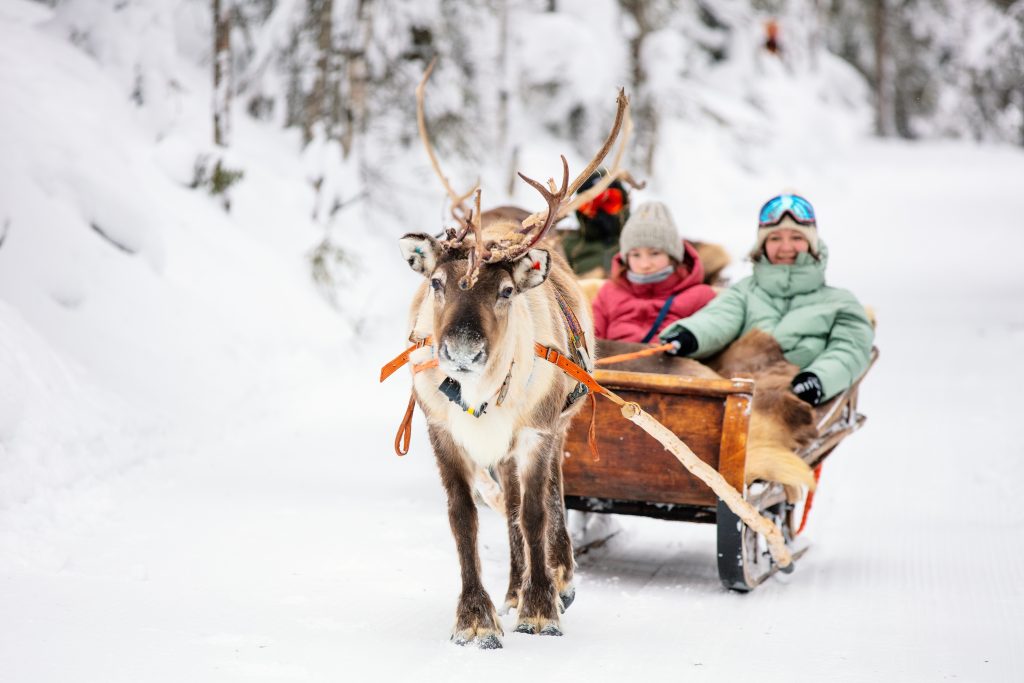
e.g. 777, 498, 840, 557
618, 201, 683, 262
750, 215, 819, 260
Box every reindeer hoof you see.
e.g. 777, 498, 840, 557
515, 617, 562, 636
452, 633, 504, 649
559, 587, 576, 613
477, 634, 503, 650
780, 561, 795, 574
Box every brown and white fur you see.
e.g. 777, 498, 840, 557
399, 218, 594, 649
707, 329, 818, 498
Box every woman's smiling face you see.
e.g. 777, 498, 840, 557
764, 229, 810, 265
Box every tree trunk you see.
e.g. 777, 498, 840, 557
809, 0, 822, 72
619, 0, 657, 174
873, 0, 889, 137
341, 0, 372, 158
213, 0, 232, 147
304, 0, 333, 145
497, 0, 512, 187
1019, 13, 1024, 146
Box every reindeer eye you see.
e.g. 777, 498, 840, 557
431, 278, 443, 292
499, 285, 514, 300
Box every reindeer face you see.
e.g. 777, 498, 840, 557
400, 233, 551, 376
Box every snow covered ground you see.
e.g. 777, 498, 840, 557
3, 2, 1024, 681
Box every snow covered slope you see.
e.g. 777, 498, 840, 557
0, 0, 355, 507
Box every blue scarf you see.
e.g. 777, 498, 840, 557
626, 265, 674, 285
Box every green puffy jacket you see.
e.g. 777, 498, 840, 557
659, 241, 874, 400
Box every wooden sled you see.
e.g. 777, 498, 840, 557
562, 348, 878, 591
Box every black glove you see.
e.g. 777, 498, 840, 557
662, 327, 698, 356
791, 371, 824, 406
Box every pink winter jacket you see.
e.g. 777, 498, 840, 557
592, 241, 717, 342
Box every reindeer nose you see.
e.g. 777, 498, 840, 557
440, 339, 487, 371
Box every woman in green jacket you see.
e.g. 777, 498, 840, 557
659, 193, 874, 405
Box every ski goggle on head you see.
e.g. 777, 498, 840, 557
758, 193, 816, 228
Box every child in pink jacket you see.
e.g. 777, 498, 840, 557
592, 201, 716, 342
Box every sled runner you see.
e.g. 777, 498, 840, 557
561, 348, 877, 591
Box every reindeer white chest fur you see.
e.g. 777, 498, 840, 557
408, 283, 578, 468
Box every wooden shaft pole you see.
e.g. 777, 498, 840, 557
618, 401, 793, 568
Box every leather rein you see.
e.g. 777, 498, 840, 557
379, 335, 612, 457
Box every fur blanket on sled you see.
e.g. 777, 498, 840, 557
596, 330, 818, 498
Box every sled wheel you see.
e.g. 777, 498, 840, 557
716, 481, 803, 591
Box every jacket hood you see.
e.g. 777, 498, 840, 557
751, 239, 829, 297
610, 240, 706, 298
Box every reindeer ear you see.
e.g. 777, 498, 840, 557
399, 233, 440, 276
512, 249, 551, 291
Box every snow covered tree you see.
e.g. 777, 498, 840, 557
213, 0, 233, 147
823, 0, 1024, 142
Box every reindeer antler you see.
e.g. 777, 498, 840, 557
428, 81, 641, 289
520, 89, 644, 231
416, 58, 476, 222
555, 103, 646, 219
505, 155, 569, 258
458, 189, 489, 290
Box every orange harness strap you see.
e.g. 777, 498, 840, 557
533, 343, 610, 398
379, 337, 433, 383
586, 393, 600, 461
381, 337, 434, 456
796, 462, 824, 535
394, 392, 416, 456
381, 339, 613, 459
412, 358, 439, 373
532, 343, 616, 462
595, 342, 676, 366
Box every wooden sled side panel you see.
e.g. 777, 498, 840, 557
562, 370, 754, 508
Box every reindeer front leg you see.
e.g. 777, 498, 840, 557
547, 432, 576, 612
428, 426, 503, 649
496, 459, 525, 615
513, 432, 563, 636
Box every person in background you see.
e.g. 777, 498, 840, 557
560, 168, 630, 278
561, 170, 731, 287
764, 18, 782, 55
660, 193, 874, 405
592, 201, 716, 342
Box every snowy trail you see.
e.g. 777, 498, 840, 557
3, 140, 1024, 681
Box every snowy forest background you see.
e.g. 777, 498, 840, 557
3, 0, 1024, 680
18, 0, 1024, 318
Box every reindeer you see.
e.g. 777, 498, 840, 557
396, 63, 637, 649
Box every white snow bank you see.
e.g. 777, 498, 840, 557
0, 1, 354, 507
